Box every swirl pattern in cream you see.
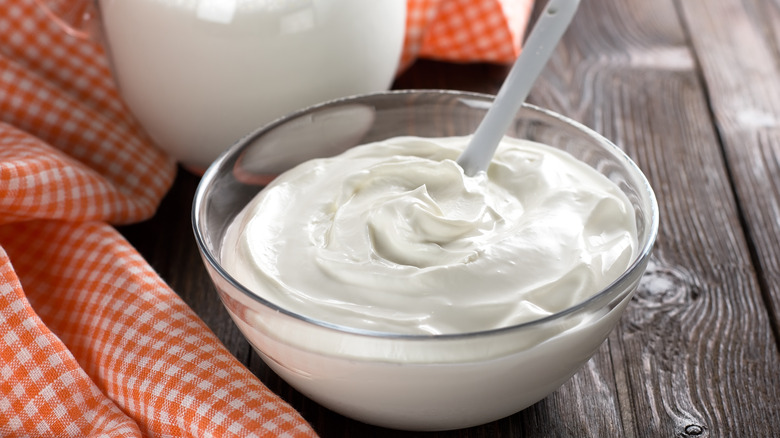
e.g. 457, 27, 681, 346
222, 136, 638, 335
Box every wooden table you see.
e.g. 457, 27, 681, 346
119, 0, 780, 435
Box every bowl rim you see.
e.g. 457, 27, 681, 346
192, 89, 660, 341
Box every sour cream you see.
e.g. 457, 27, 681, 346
221, 136, 638, 335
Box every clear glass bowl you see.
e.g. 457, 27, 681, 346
192, 90, 659, 431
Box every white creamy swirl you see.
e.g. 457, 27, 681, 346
222, 136, 638, 335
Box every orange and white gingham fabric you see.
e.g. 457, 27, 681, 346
400, 0, 534, 70
0, 0, 532, 437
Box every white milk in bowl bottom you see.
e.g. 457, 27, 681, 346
223, 285, 639, 431
99, 0, 406, 170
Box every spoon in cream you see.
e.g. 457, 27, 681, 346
457, 0, 581, 176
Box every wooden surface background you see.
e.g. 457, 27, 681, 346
119, 0, 780, 436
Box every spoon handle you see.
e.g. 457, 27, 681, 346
457, 0, 581, 176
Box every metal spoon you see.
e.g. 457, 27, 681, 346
456, 0, 581, 176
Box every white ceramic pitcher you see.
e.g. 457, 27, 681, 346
37, 0, 407, 171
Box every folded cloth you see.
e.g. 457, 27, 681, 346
400, 0, 534, 70
0, 0, 532, 437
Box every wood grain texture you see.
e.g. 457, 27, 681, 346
680, 0, 780, 342
117, 0, 780, 436
524, 0, 780, 436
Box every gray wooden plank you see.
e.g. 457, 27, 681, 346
680, 0, 780, 337
527, 0, 780, 436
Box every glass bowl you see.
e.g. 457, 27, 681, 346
192, 90, 659, 431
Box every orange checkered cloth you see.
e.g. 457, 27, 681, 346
401, 0, 533, 70
0, 0, 532, 437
